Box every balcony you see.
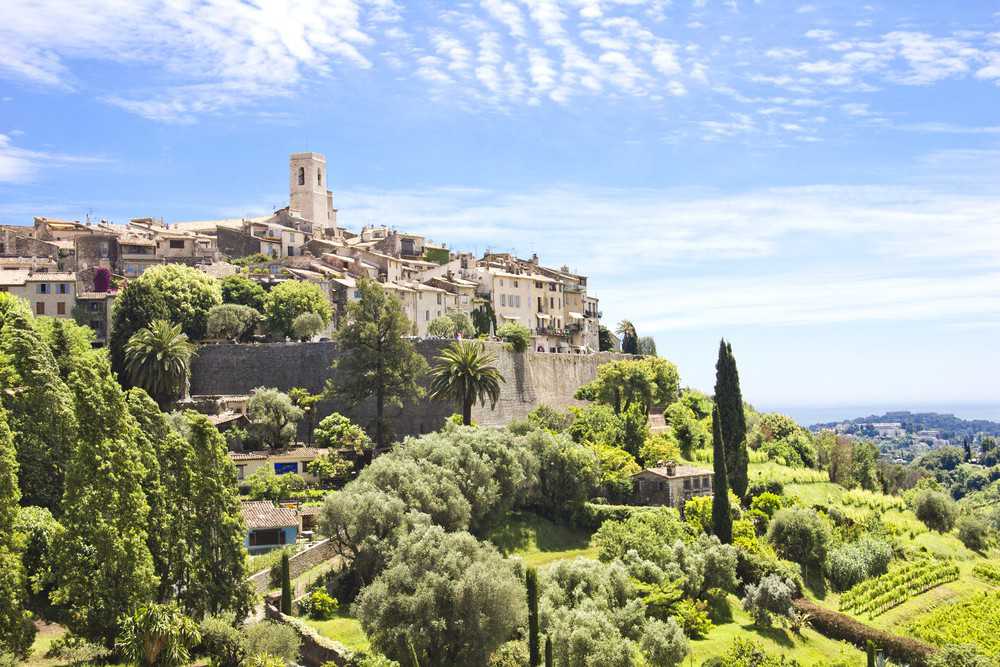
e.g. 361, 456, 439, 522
535, 327, 572, 338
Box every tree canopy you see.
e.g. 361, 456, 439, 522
263, 280, 332, 340
137, 264, 222, 340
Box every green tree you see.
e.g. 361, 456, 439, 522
637, 336, 657, 356
313, 412, 371, 452
912, 490, 957, 533
178, 413, 253, 619
715, 339, 748, 497
576, 357, 679, 416
280, 552, 292, 615
116, 603, 201, 667
109, 280, 169, 384
427, 314, 457, 338
125, 320, 197, 408
221, 274, 266, 311
598, 325, 613, 352
263, 280, 332, 340
330, 278, 428, 450
54, 356, 157, 646
247, 387, 303, 449
207, 304, 260, 342
447, 311, 476, 337
0, 295, 78, 511
527, 567, 540, 666
712, 405, 733, 544
767, 508, 830, 569
429, 340, 504, 426
497, 321, 532, 352
0, 406, 36, 659
13, 506, 63, 616
616, 320, 638, 355
288, 387, 324, 445
292, 312, 325, 341
356, 524, 525, 667
472, 302, 496, 337
138, 263, 222, 340
544, 636, 553, 667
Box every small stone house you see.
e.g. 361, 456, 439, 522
231, 447, 329, 484
241, 500, 300, 554
631, 461, 714, 509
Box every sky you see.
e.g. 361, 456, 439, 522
1, 0, 999, 413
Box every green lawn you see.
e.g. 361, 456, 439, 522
487, 511, 599, 568
303, 611, 370, 652
23, 622, 68, 667
687, 596, 864, 666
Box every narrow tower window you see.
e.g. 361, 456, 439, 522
317, 168, 322, 185
298, 167, 305, 186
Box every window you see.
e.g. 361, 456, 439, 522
38, 283, 49, 294
249, 529, 284, 547
287, 247, 295, 256
57, 302, 65, 315
683, 479, 691, 490
57, 283, 69, 294
298, 166, 305, 185
537, 297, 542, 311
169, 239, 185, 249
436, 294, 442, 305
90, 319, 101, 330
501, 294, 507, 307
317, 168, 322, 185
535, 281, 542, 288
549, 297, 554, 308
513, 279, 519, 287
236, 465, 246, 480
425, 310, 430, 321
35, 302, 45, 315
274, 462, 298, 475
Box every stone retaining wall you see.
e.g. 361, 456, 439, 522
248, 539, 337, 593
190, 340, 627, 437
263, 602, 353, 667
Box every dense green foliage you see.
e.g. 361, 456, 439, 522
246, 387, 303, 449
313, 412, 371, 452
220, 274, 266, 311
263, 280, 332, 339
116, 603, 200, 667
712, 404, 733, 543
496, 321, 532, 352
767, 508, 830, 569
207, 303, 261, 342
0, 406, 35, 658
909, 591, 1000, 658
839, 559, 959, 617
138, 264, 222, 340
330, 278, 427, 448
109, 280, 170, 384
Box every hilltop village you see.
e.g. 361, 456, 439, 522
0, 151, 605, 354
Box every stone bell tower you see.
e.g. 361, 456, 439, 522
289, 152, 337, 237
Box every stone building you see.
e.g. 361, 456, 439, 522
289, 152, 338, 239
631, 461, 714, 509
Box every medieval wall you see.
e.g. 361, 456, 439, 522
190, 340, 625, 436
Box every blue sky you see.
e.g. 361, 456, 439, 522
2, 1, 999, 412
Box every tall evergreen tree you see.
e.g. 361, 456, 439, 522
711, 405, 733, 544
545, 636, 553, 667
526, 567, 540, 666
109, 280, 169, 385
0, 295, 78, 511
714, 339, 748, 497
330, 278, 428, 450
280, 551, 292, 615
181, 413, 253, 619
54, 351, 157, 646
0, 405, 36, 658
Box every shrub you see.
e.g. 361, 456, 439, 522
640, 618, 688, 666
957, 516, 990, 551
198, 615, 247, 667
735, 549, 803, 598
719, 637, 794, 667
243, 623, 300, 664
526, 404, 573, 432
673, 599, 713, 639
249, 468, 306, 502
741, 574, 793, 627
496, 322, 532, 352
45, 634, 111, 665
301, 590, 338, 620
749, 492, 787, 519
640, 431, 681, 467
488, 640, 529, 667
912, 490, 957, 533
427, 315, 457, 338
825, 536, 893, 592
116, 603, 201, 667
926, 644, 996, 667
767, 508, 830, 568
245, 653, 287, 667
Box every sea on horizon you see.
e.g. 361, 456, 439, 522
758, 403, 1000, 428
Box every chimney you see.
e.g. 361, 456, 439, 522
665, 461, 676, 476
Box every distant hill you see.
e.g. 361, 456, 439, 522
810, 410, 1000, 439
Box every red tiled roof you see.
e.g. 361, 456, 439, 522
241, 501, 299, 529
635, 464, 713, 480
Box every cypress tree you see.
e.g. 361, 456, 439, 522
544, 636, 552, 667
711, 405, 733, 544
526, 567, 540, 666
866, 640, 876, 667
280, 551, 292, 615
0, 405, 36, 658
714, 339, 748, 497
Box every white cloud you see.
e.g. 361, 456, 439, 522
0, 134, 108, 183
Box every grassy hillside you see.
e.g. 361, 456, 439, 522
487, 511, 600, 568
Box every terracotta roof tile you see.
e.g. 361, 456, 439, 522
241, 501, 299, 529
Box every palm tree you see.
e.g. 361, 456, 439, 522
125, 319, 196, 408
616, 319, 638, 355
428, 340, 505, 426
